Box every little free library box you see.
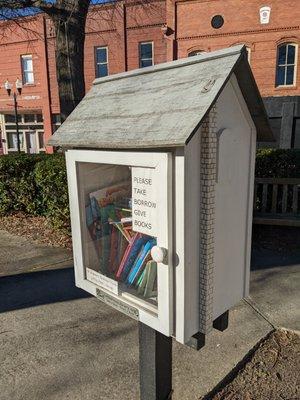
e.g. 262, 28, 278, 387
49, 46, 272, 345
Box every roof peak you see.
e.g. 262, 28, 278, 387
49, 44, 272, 149
93, 45, 245, 86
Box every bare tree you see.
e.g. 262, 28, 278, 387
0, 0, 164, 121
0, 0, 91, 121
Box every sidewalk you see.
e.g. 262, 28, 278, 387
0, 229, 73, 277
0, 232, 299, 399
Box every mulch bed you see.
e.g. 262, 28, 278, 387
208, 329, 300, 400
0, 213, 72, 249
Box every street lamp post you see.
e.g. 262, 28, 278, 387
4, 78, 23, 154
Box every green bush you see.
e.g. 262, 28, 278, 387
0, 154, 46, 215
0, 154, 70, 232
1, 149, 299, 233
34, 155, 70, 231
256, 149, 300, 178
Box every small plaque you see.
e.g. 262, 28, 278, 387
96, 288, 139, 321
260, 6, 271, 24
87, 268, 119, 295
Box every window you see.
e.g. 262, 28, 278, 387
36, 114, 43, 123
276, 43, 297, 87
188, 50, 204, 57
3, 112, 44, 154
95, 47, 108, 78
52, 113, 61, 133
38, 132, 45, 148
24, 114, 35, 123
21, 55, 34, 84
52, 114, 61, 124
7, 132, 24, 151
139, 42, 153, 68
211, 15, 224, 29
5, 114, 21, 123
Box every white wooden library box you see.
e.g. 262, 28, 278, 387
49, 46, 272, 345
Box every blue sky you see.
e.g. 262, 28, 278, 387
0, 0, 116, 19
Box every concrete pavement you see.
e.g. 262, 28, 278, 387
0, 229, 73, 277
0, 257, 299, 400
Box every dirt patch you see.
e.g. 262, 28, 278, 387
0, 213, 72, 250
208, 329, 300, 400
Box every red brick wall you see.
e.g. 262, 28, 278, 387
0, 0, 299, 153
0, 1, 166, 153
167, 0, 300, 98
0, 15, 53, 153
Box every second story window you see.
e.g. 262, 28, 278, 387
95, 46, 108, 78
276, 43, 297, 87
139, 42, 153, 68
21, 55, 34, 84
188, 50, 204, 57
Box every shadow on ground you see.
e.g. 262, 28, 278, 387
0, 268, 90, 313
251, 225, 300, 270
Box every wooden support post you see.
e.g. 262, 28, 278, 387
139, 322, 172, 400
186, 332, 206, 351
213, 311, 229, 332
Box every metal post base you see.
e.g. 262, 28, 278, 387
213, 310, 229, 332
139, 322, 172, 400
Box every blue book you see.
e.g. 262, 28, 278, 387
127, 239, 155, 285
119, 235, 149, 281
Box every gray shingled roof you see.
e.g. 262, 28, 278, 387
48, 45, 273, 149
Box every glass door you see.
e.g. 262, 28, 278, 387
66, 150, 173, 336
25, 131, 38, 154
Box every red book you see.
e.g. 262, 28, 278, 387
115, 233, 139, 280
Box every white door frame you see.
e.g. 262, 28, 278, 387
66, 149, 173, 336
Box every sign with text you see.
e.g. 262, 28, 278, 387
132, 167, 157, 236
96, 288, 139, 320
86, 268, 119, 295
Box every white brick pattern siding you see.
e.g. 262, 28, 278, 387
199, 107, 217, 334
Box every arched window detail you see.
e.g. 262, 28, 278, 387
188, 50, 204, 57
276, 43, 297, 86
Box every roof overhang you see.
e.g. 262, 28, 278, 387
48, 45, 273, 150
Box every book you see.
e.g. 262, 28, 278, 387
126, 239, 155, 285
115, 233, 144, 280
118, 234, 149, 282
86, 197, 102, 241
89, 182, 130, 213
137, 260, 157, 299
88, 181, 130, 274
130, 251, 151, 287
108, 224, 119, 273
143, 261, 157, 298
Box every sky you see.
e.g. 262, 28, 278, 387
0, 0, 116, 19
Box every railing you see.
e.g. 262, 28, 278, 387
253, 178, 300, 227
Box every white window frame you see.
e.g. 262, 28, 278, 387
21, 55, 34, 85
66, 149, 173, 336
1, 113, 45, 154
95, 46, 109, 78
139, 41, 154, 68
6, 131, 25, 152
276, 43, 298, 87
246, 47, 251, 63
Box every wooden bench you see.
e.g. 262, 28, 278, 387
253, 178, 300, 227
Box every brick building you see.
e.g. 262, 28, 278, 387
0, 0, 299, 154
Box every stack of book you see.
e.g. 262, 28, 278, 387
85, 181, 157, 300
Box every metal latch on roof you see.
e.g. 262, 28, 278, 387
201, 78, 216, 93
